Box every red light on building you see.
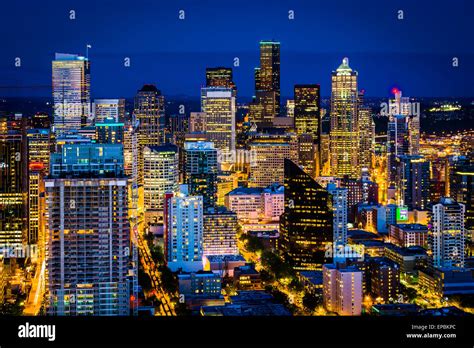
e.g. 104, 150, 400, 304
29, 162, 44, 171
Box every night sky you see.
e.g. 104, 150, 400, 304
0, 0, 473, 99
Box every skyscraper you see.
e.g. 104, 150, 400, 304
279, 159, 333, 270
294, 84, 321, 177
183, 141, 218, 209
358, 106, 374, 172
133, 84, 166, 185
450, 164, 473, 241
249, 41, 281, 126
164, 189, 203, 272
428, 197, 465, 269
201, 87, 236, 158
327, 183, 348, 247
52, 53, 91, 136
397, 155, 431, 209
143, 144, 179, 223
45, 143, 130, 315
330, 58, 359, 178
0, 119, 27, 247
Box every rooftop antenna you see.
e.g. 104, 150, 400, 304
86, 44, 92, 60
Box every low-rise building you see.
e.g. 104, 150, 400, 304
389, 223, 428, 248
233, 264, 262, 290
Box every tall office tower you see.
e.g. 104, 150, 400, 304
143, 144, 179, 223
0, 123, 27, 247
396, 155, 431, 210
95, 118, 124, 144
201, 87, 236, 158
134, 84, 165, 146
327, 183, 348, 246
93, 99, 125, 123
203, 206, 239, 256
279, 159, 333, 270
28, 163, 45, 245
45, 143, 130, 316
323, 263, 363, 316
450, 164, 474, 240
330, 58, 359, 178
358, 106, 374, 172
183, 141, 218, 209
389, 90, 420, 155
189, 112, 207, 133
206, 67, 236, 93
320, 133, 331, 175
249, 41, 281, 126
428, 197, 465, 269
52, 53, 91, 136
27, 128, 51, 174
387, 115, 410, 189
294, 84, 321, 177
294, 84, 321, 141
133, 84, 166, 185
248, 132, 298, 187
164, 189, 204, 272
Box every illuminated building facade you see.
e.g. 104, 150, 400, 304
323, 263, 362, 315
95, 118, 124, 144
203, 206, 238, 256
200, 87, 236, 157
92, 99, 125, 123
330, 58, 359, 178
183, 141, 218, 209
450, 164, 474, 240
358, 106, 374, 172
0, 127, 27, 247
52, 53, 91, 136
279, 159, 333, 270
164, 190, 203, 272
45, 143, 130, 316
143, 144, 179, 222
367, 257, 400, 303
428, 197, 465, 269
396, 155, 430, 210
205, 67, 236, 94
249, 41, 281, 126
327, 183, 348, 246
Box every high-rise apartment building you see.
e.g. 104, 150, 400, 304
203, 206, 238, 256
45, 143, 130, 315
93, 99, 125, 123
428, 197, 465, 269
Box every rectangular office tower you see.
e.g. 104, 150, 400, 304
428, 197, 465, 269
183, 141, 218, 209
249, 41, 281, 126
52, 53, 91, 136
279, 159, 333, 270
143, 144, 179, 223
294, 84, 321, 177
45, 143, 130, 316
200, 87, 236, 159
330, 58, 359, 178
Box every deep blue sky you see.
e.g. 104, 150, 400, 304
0, 0, 473, 99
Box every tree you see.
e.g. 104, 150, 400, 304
302, 292, 320, 311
